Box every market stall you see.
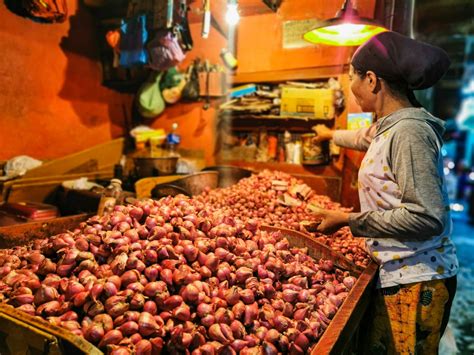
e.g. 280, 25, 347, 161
1, 0, 468, 353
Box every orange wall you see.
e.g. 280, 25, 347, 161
0, 1, 133, 161
0, 0, 376, 165
237, 0, 375, 73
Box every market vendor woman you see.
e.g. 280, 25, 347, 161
313, 31, 459, 354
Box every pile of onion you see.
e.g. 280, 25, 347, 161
0, 194, 357, 354
196, 170, 370, 267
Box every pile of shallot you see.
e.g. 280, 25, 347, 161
196, 170, 370, 267
0, 196, 357, 354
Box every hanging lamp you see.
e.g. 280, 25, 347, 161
303, 0, 388, 46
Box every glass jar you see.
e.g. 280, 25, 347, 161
301, 133, 329, 165
97, 179, 122, 216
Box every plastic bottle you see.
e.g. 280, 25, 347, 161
283, 131, 293, 163
267, 135, 278, 161
113, 164, 123, 181
166, 123, 181, 157
97, 179, 122, 216
277, 134, 286, 163
293, 140, 302, 164
220, 48, 238, 70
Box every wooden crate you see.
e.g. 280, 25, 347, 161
0, 214, 100, 354
0, 214, 89, 249
0, 217, 376, 355
0, 304, 101, 355
261, 226, 378, 355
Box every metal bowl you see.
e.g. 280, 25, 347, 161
174, 171, 219, 196
134, 156, 179, 177
151, 171, 219, 198
202, 165, 253, 188
151, 184, 190, 199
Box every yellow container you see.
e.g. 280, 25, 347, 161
134, 129, 166, 151
280, 87, 335, 119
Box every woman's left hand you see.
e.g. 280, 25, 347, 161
312, 208, 350, 234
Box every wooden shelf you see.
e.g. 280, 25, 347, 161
231, 65, 349, 84
219, 114, 334, 132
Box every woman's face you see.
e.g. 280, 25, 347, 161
349, 65, 375, 112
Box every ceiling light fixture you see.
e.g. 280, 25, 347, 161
225, 0, 240, 26
303, 0, 388, 46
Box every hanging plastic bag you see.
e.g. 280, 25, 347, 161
137, 72, 166, 118
147, 30, 185, 72
120, 15, 149, 68
106, 30, 121, 68
149, 0, 172, 30
175, 0, 193, 51
1, 156, 42, 180
161, 67, 186, 104
181, 60, 200, 101
21, 0, 67, 23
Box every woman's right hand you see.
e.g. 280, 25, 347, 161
312, 124, 334, 143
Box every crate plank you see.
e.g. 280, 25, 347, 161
23, 138, 123, 178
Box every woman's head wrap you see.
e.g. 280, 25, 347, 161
351, 31, 451, 90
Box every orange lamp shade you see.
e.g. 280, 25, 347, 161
304, 23, 387, 46
303, 0, 388, 46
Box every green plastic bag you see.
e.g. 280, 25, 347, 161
137, 72, 165, 118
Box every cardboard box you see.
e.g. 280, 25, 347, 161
280, 87, 335, 119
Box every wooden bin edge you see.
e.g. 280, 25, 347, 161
312, 261, 378, 354
0, 304, 102, 354
260, 225, 365, 274
0, 214, 90, 249
260, 225, 378, 354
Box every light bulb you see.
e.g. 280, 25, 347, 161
225, 3, 240, 26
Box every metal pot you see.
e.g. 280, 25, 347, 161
202, 166, 253, 188
134, 156, 179, 177
151, 171, 219, 198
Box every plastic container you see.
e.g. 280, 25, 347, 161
0, 202, 58, 221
